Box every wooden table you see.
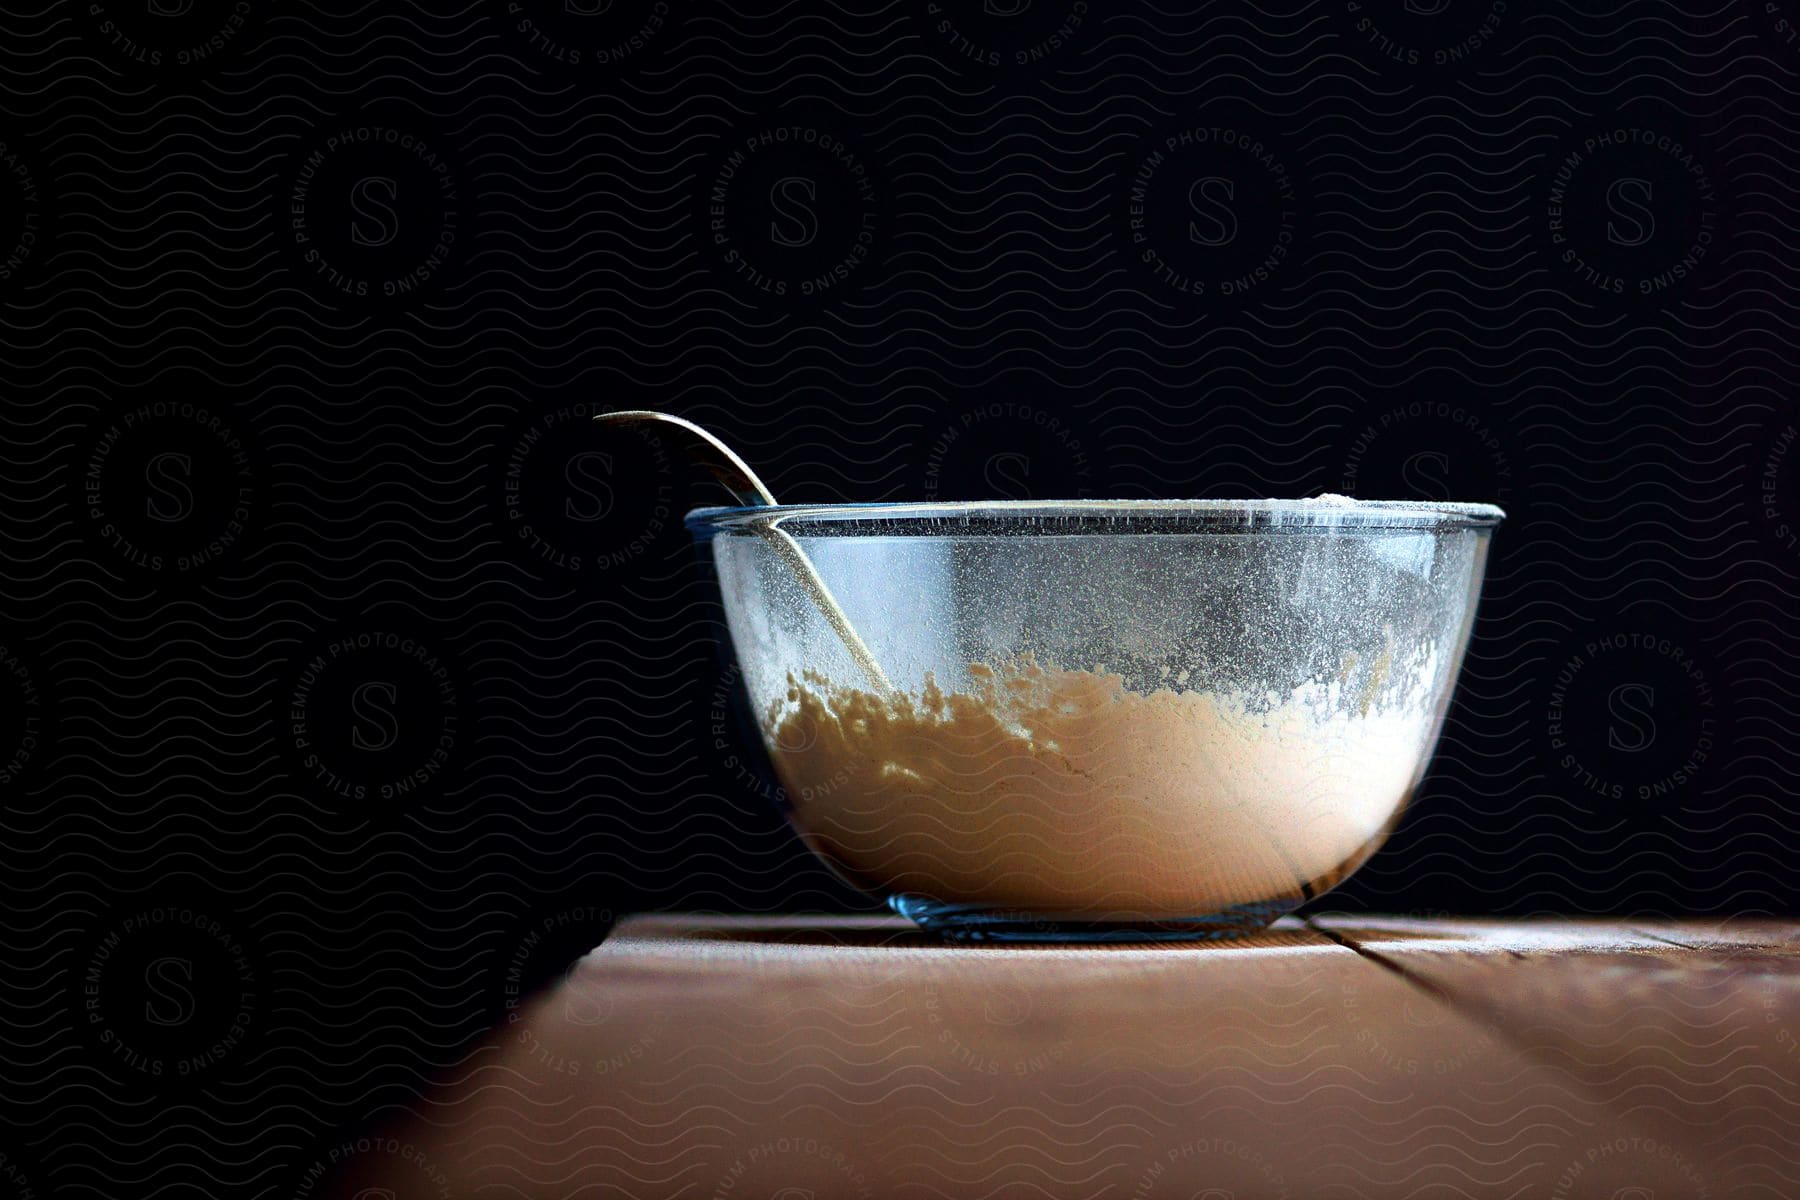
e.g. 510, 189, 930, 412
333, 914, 1800, 1199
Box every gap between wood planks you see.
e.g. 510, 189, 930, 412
1302, 913, 1684, 1138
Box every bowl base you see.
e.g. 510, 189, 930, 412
888, 894, 1297, 943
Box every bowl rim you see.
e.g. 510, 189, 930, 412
686, 497, 1506, 534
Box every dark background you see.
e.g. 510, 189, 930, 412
3, 0, 1798, 1193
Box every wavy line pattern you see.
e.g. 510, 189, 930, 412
1, 0, 1797, 1194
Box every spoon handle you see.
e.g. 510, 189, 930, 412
595, 410, 777, 508
593, 411, 893, 695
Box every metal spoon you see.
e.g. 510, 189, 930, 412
592, 410, 892, 694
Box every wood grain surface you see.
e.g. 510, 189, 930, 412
332, 915, 1800, 1199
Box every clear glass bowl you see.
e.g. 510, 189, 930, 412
689, 499, 1503, 941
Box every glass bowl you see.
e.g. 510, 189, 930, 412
689, 498, 1503, 941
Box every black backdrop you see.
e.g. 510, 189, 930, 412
3, 0, 1799, 1193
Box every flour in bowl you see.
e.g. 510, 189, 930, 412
764, 657, 1439, 919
